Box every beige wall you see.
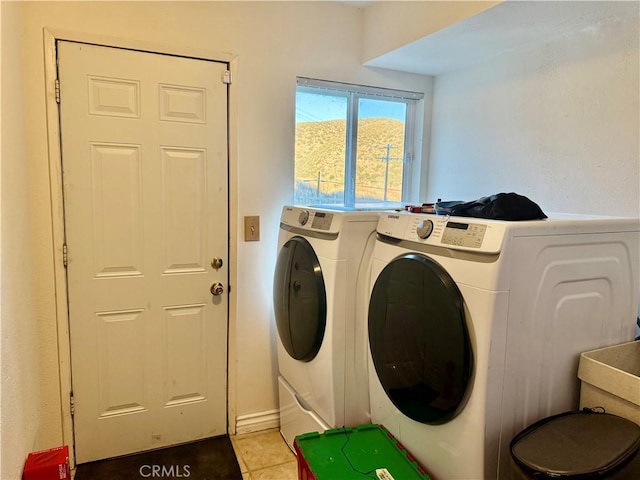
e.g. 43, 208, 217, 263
2, 2, 432, 476
428, 10, 640, 216
1, 1, 45, 478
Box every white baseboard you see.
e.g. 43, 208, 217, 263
235, 409, 280, 435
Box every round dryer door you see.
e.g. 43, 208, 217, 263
273, 236, 327, 362
369, 253, 473, 424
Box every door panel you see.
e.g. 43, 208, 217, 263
368, 253, 473, 425
58, 41, 229, 463
273, 236, 327, 362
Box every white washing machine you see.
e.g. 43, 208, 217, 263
273, 206, 379, 450
367, 211, 640, 479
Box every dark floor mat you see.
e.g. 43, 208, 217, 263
74, 435, 243, 480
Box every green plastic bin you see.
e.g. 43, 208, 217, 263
293, 424, 430, 480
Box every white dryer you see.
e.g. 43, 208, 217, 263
273, 206, 379, 450
367, 212, 639, 479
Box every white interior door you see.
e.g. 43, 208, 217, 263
58, 41, 229, 463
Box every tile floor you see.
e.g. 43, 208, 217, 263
230, 429, 298, 480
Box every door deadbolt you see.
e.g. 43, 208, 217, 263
210, 282, 224, 296
211, 257, 224, 270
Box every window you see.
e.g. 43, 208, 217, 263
294, 78, 423, 208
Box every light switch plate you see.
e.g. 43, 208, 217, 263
244, 216, 260, 241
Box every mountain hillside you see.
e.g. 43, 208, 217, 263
295, 117, 405, 202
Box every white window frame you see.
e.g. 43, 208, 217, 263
296, 77, 424, 208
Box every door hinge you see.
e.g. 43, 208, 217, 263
63, 244, 68, 268
223, 70, 232, 85
55, 79, 61, 104
70, 392, 75, 417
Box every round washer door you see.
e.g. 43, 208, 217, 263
273, 236, 327, 362
368, 253, 473, 424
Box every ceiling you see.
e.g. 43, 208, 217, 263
363, 1, 639, 76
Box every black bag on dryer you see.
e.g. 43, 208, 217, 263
446, 193, 547, 221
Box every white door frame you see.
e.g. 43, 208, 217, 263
43, 27, 239, 467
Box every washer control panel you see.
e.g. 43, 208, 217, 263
442, 221, 487, 248
377, 212, 505, 254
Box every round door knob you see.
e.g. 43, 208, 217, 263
210, 282, 224, 296
211, 257, 224, 270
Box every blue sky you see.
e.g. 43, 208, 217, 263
296, 92, 406, 123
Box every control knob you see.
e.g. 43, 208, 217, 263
298, 210, 310, 226
416, 219, 434, 239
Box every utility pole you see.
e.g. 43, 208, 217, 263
380, 144, 402, 202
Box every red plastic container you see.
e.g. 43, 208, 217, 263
23, 446, 70, 480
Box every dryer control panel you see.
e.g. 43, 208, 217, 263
280, 206, 380, 236
377, 212, 506, 254
281, 206, 340, 234
310, 211, 334, 231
